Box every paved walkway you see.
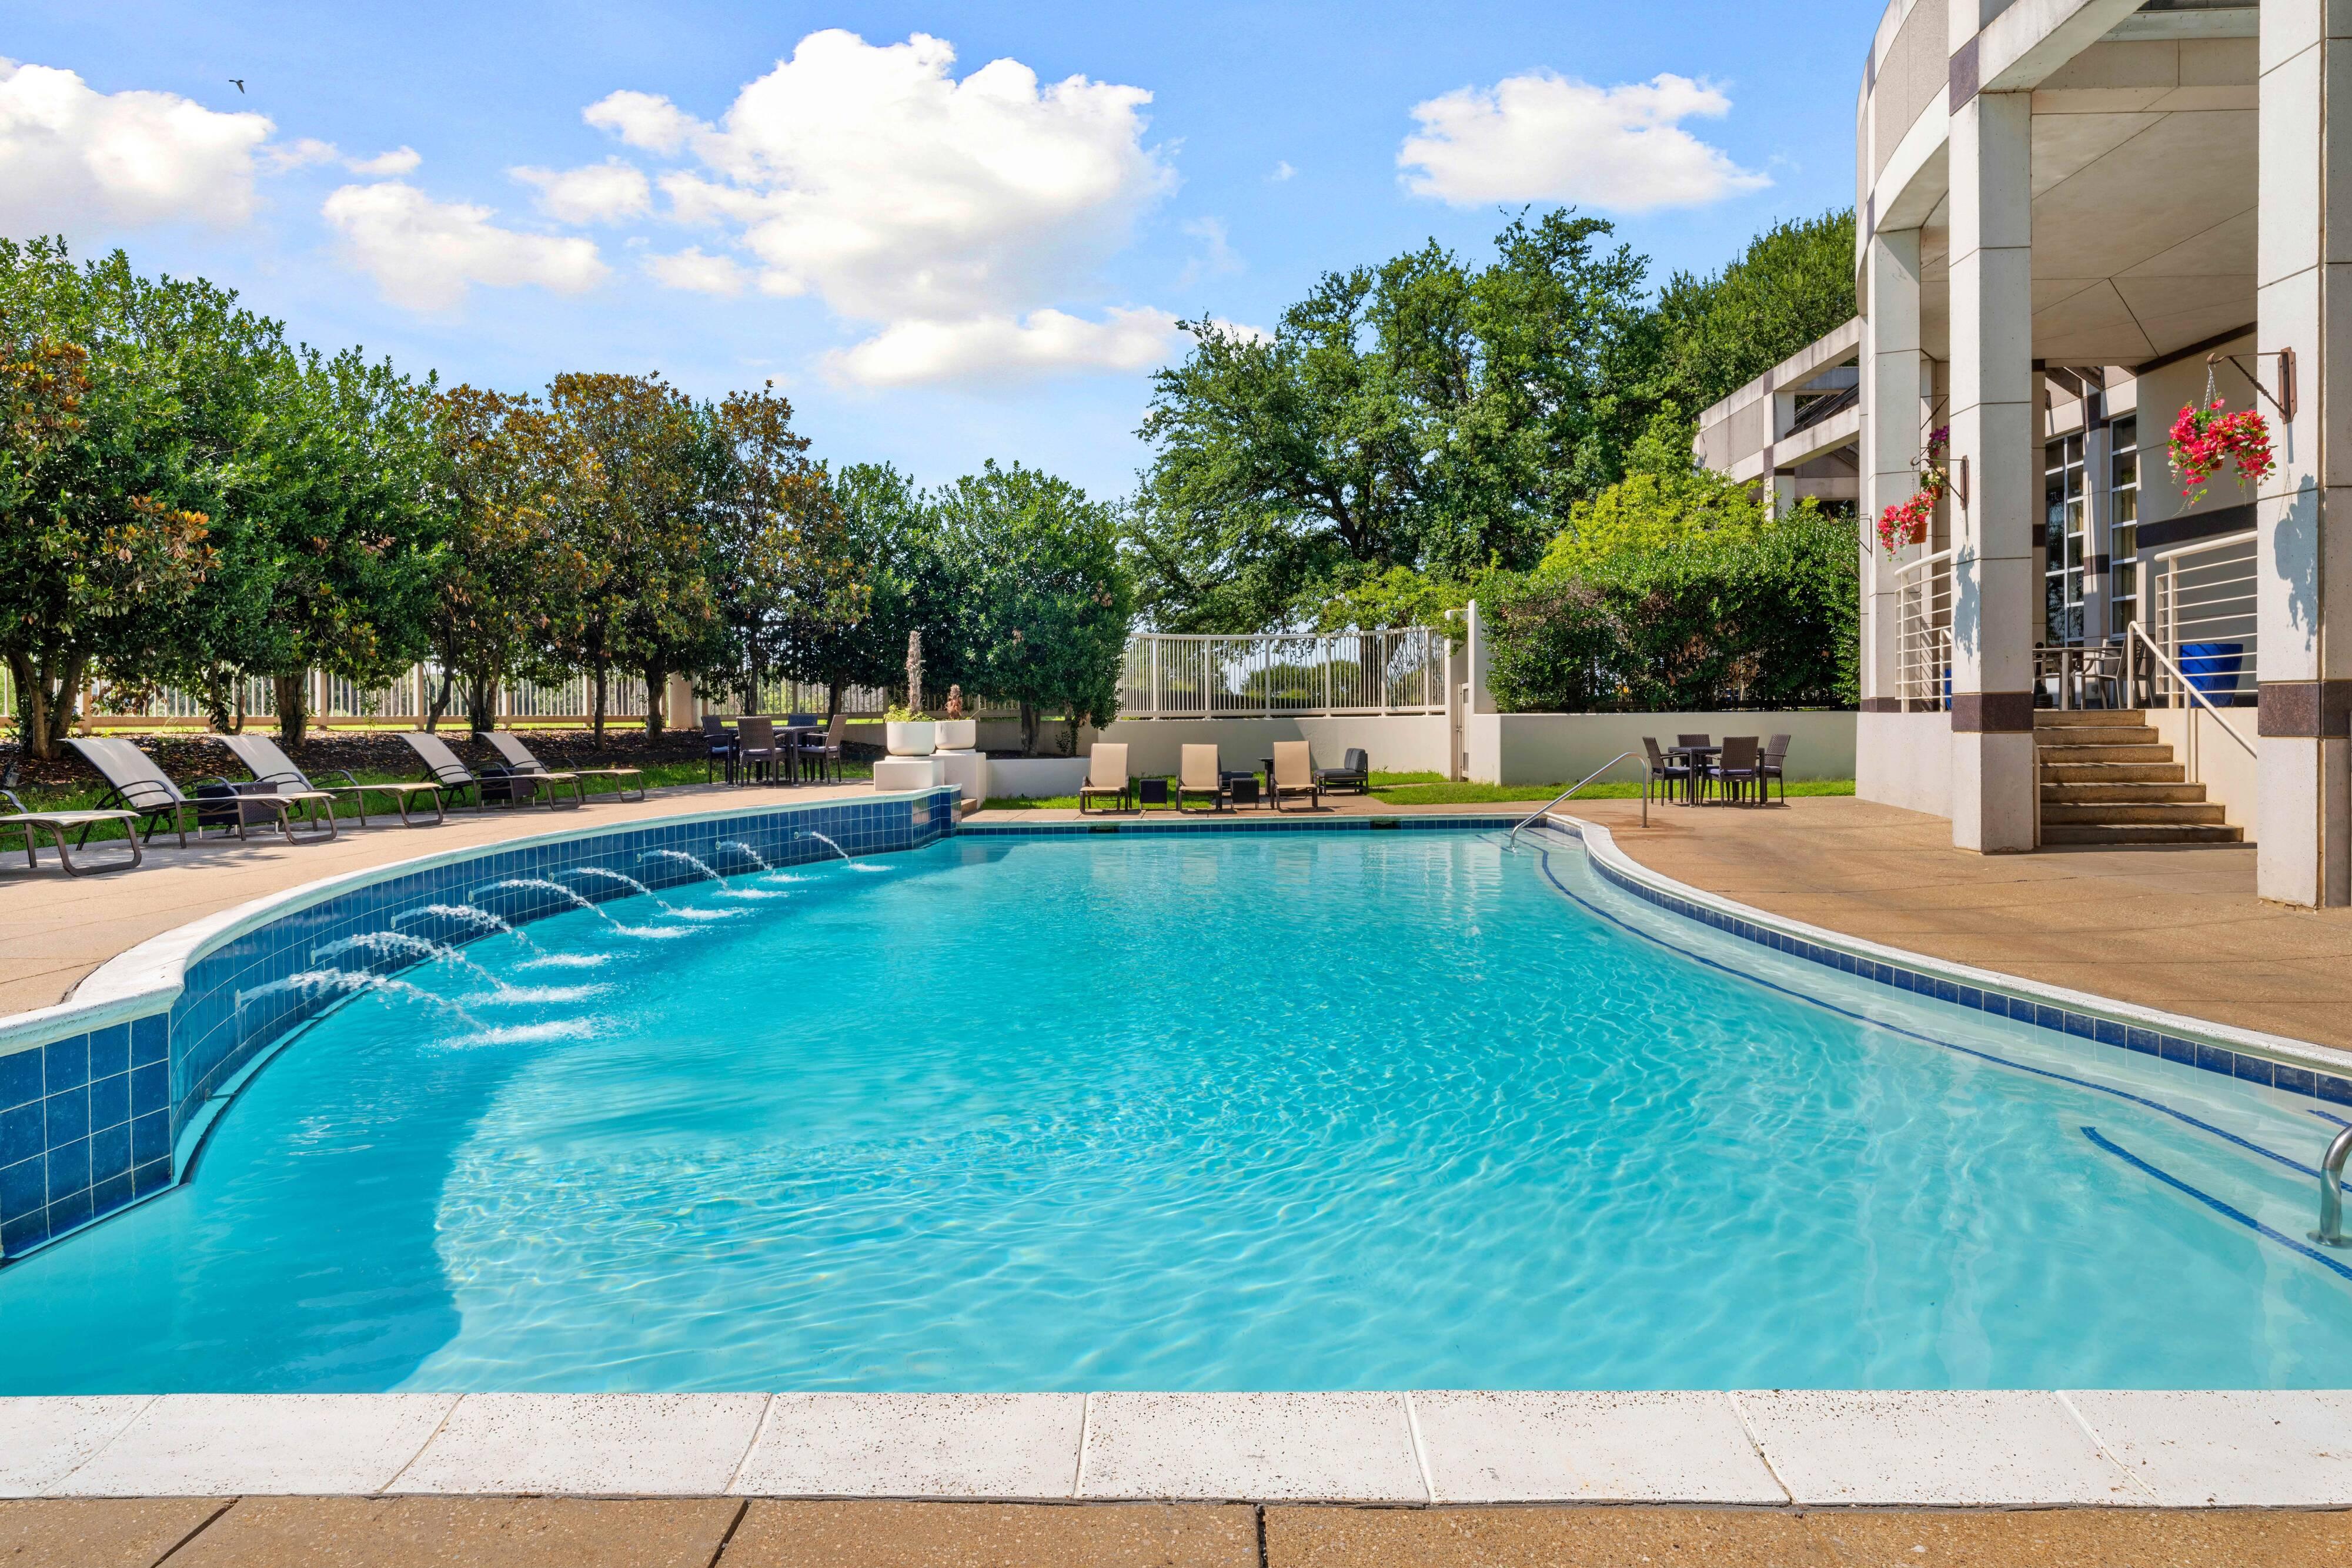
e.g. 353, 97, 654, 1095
1571, 795, 2352, 1050
5, 1497, 2346, 1566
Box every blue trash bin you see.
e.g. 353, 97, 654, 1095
2177, 641, 2244, 700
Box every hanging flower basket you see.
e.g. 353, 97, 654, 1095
2169, 396, 2274, 508
1875, 425, 1950, 556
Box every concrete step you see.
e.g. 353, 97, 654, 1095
2040, 802, 2230, 826
2033, 743, 2175, 764
2034, 708, 2145, 727
2040, 781, 2209, 804
2034, 726, 2160, 747
2042, 823, 2246, 845
2039, 761, 2188, 784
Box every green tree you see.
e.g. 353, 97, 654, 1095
775, 461, 947, 715
934, 462, 1132, 755
543, 372, 717, 738
1128, 208, 1652, 631
425, 385, 589, 735
0, 239, 247, 758
699, 384, 868, 710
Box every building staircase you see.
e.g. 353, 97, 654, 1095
2036, 710, 2243, 845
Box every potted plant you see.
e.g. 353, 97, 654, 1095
2169, 396, 2274, 507
934, 684, 976, 751
1876, 425, 1949, 556
882, 703, 936, 757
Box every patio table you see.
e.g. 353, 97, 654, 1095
767, 721, 820, 784
1666, 745, 1719, 807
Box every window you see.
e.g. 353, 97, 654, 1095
2109, 416, 2139, 633
2044, 434, 2086, 643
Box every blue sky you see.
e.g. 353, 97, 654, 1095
3, 0, 1882, 499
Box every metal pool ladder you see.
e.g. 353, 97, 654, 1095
1505, 751, 1649, 849
2314, 1123, 2352, 1248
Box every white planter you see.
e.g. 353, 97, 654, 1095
872, 756, 941, 793
933, 719, 977, 751
885, 721, 937, 757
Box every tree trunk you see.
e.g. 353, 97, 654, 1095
426, 666, 454, 733
1019, 700, 1038, 757
827, 678, 843, 722
591, 667, 608, 743
643, 666, 665, 738
464, 672, 496, 736
273, 674, 308, 747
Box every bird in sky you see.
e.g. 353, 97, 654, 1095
229, 78, 245, 93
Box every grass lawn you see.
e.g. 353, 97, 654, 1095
980, 773, 1857, 811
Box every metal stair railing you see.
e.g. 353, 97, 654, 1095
1506, 751, 1649, 849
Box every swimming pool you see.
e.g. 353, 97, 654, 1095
2, 827, 2347, 1392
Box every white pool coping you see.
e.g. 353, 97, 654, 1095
5, 1389, 2351, 1505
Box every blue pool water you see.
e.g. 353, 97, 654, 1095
3, 830, 2350, 1392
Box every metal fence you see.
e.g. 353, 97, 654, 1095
1119, 630, 1450, 717
2149, 530, 2257, 710
1894, 550, 1952, 710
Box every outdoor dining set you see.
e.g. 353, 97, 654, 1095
1641, 733, 1794, 808
699, 713, 848, 787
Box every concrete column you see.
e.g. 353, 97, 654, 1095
1945, 85, 2038, 852
2256, 0, 2352, 905
1859, 229, 1924, 713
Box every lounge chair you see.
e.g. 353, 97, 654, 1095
1315, 747, 1370, 794
215, 733, 445, 828
1759, 733, 1792, 804
1177, 744, 1227, 812
1269, 741, 1321, 812
796, 713, 846, 784
1077, 743, 1131, 814
483, 731, 643, 801
0, 788, 143, 875
68, 735, 333, 845
400, 731, 580, 812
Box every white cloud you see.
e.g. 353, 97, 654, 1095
511, 158, 650, 224
347, 145, 421, 177
1268, 160, 1295, 182
0, 57, 275, 229
1176, 216, 1241, 289
646, 245, 747, 296
265, 136, 341, 172
1399, 71, 1769, 212
595, 29, 1180, 386
829, 306, 1183, 388
320, 181, 607, 311
583, 88, 700, 155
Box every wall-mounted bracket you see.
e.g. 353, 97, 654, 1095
1952, 455, 1969, 509
2210, 348, 2297, 423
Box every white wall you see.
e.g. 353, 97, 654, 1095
1858, 710, 1953, 817
2146, 706, 2261, 834
1464, 711, 1857, 786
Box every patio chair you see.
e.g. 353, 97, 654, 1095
1177, 744, 1227, 812
483, 731, 643, 801
215, 733, 445, 828
701, 715, 738, 784
1641, 737, 1692, 807
734, 716, 781, 785
1759, 733, 1793, 804
796, 713, 847, 784
1077, 743, 1132, 814
1315, 747, 1371, 794
68, 736, 330, 845
0, 788, 143, 875
1712, 736, 1766, 807
1270, 741, 1322, 812
401, 731, 579, 812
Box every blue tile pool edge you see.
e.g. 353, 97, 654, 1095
0, 786, 961, 1263
1541, 812, 2352, 1112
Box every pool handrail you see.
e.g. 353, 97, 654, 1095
1506, 751, 1648, 848
2315, 1122, 2352, 1248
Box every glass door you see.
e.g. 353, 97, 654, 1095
2044, 435, 2087, 643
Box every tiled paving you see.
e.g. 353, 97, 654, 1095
1572, 794, 2352, 1051
4, 1499, 2349, 1567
